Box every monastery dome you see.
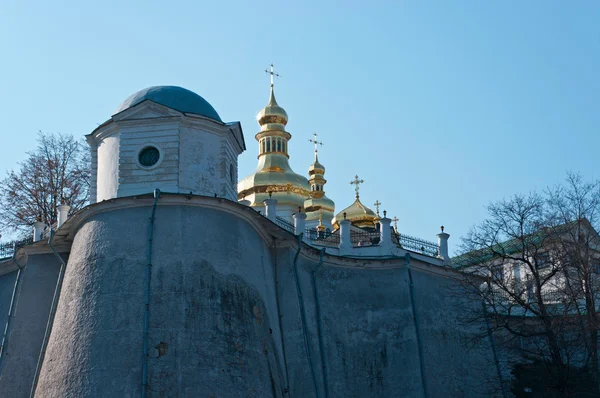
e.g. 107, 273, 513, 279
332, 197, 377, 229
114, 86, 222, 121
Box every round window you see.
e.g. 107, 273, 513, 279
138, 146, 160, 167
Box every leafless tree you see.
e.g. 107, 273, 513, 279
0, 132, 90, 238
455, 174, 600, 396
547, 173, 600, 390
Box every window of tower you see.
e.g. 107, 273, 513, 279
137, 145, 161, 168
261, 139, 266, 154
266, 139, 271, 152
282, 140, 286, 153
277, 138, 282, 152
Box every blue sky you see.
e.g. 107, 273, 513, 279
0, 1, 598, 254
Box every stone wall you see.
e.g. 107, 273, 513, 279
35, 205, 285, 397
0, 200, 502, 397
0, 253, 62, 398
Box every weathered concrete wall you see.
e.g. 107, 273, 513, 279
0, 269, 18, 353
0, 200, 500, 397
35, 205, 285, 397
412, 269, 500, 397
274, 254, 501, 398
0, 253, 62, 398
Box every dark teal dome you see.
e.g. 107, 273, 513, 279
114, 86, 222, 121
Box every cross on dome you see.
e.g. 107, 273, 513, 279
392, 216, 399, 231
265, 64, 280, 88
309, 133, 324, 153
374, 200, 382, 216
349, 175, 364, 199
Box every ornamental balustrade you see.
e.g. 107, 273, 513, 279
275, 216, 295, 234
304, 228, 340, 246
350, 230, 380, 247
264, 211, 441, 257
394, 232, 438, 257
0, 237, 33, 261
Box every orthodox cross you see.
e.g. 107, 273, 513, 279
373, 200, 382, 216
265, 64, 280, 88
349, 175, 364, 198
309, 133, 324, 153
392, 216, 399, 232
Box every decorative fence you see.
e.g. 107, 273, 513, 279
275, 216, 295, 234
394, 232, 438, 257
350, 230, 380, 247
304, 228, 340, 246
269, 213, 439, 257
0, 237, 33, 261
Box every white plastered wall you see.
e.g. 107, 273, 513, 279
96, 133, 120, 202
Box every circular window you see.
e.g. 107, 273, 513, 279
138, 146, 160, 167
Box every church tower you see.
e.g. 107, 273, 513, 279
237, 65, 310, 220
304, 133, 335, 230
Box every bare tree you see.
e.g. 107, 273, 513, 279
547, 173, 600, 390
455, 174, 600, 397
0, 132, 90, 237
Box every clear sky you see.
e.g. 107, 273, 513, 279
1, 1, 598, 254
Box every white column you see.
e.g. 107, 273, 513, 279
379, 216, 392, 248
339, 219, 351, 251
437, 227, 450, 261
293, 211, 306, 235
263, 199, 277, 221
33, 221, 46, 242
57, 204, 71, 228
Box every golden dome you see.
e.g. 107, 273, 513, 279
332, 197, 377, 229
256, 88, 288, 132
308, 153, 325, 174
238, 76, 311, 210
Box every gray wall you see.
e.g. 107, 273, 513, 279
35, 205, 285, 398
0, 202, 501, 397
0, 253, 62, 398
279, 255, 501, 398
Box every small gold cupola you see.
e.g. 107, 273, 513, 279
332, 175, 377, 229
304, 133, 335, 228
237, 64, 311, 219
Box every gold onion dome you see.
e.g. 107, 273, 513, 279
333, 197, 377, 229
256, 87, 288, 132
332, 175, 376, 229
237, 69, 310, 212
308, 154, 325, 174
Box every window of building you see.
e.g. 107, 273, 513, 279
229, 164, 234, 184
138, 146, 160, 168
492, 265, 504, 282
535, 253, 550, 269
526, 277, 535, 302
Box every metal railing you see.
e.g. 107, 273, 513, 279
305, 228, 340, 246
394, 232, 438, 257
275, 216, 295, 234
351, 230, 380, 247
0, 237, 33, 261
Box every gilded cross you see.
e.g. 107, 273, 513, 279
349, 175, 364, 198
265, 63, 280, 88
309, 133, 324, 153
392, 216, 399, 232
373, 200, 382, 216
